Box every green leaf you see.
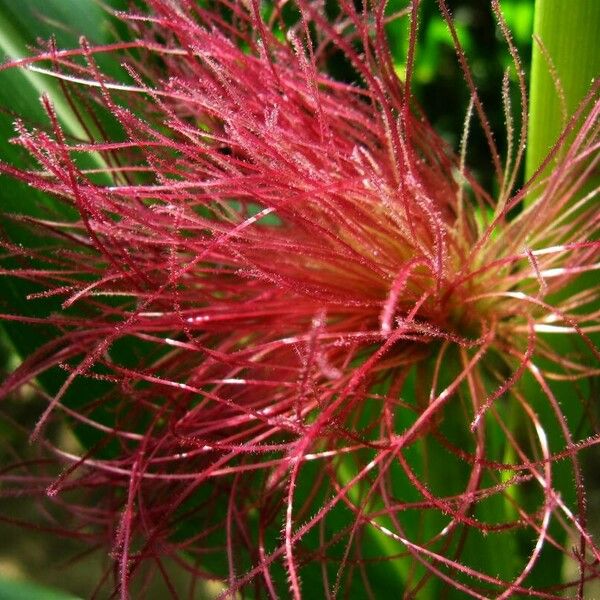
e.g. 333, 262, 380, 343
0, 1, 130, 450
0, 0, 121, 363
0, 0, 120, 139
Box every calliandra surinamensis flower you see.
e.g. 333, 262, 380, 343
0, 0, 599, 597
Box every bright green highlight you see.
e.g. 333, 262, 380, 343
0, 577, 81, 600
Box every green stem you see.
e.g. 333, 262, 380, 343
526, 0, 600, 181
523, 1, 599, 588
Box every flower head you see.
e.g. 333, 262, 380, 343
0, 0, 599, 597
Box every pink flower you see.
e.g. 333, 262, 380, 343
0, 0, 598, 597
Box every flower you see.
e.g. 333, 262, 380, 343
0, 0, 599, 598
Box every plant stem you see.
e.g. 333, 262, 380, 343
526, 0, 600, 181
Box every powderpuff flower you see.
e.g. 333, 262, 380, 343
0, 0, 598, 598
